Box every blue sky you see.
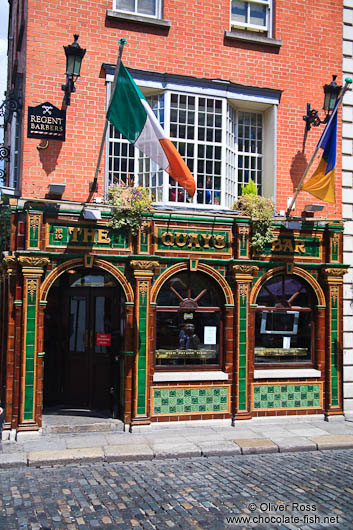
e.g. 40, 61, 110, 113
0, 0, 8, 101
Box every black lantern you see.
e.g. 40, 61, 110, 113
323, 75, 341, 112
62, 35, 86, 106
303, 75, 342, 131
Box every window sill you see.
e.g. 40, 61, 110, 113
106, 10, 171, 29
254, 369, 321, 380
224, 30, 282, 49
153, 371, 229, 382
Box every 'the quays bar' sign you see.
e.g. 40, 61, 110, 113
27, 102, 66, 141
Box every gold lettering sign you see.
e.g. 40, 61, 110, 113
160, 231, 226, 250
271, 238, 306, 254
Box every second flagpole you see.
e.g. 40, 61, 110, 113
286, 77, 352, 216
92, 37, 127, 194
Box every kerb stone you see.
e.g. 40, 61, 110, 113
235, 438, 279, 455
308, 434, 353, 450
104, 444, 154, 462
28, 447, 104, 466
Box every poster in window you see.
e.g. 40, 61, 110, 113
204, 326, 217, 345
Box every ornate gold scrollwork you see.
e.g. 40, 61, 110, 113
322, 267, 348, 278
130, 260, 159, 271
18, 256, 50, 269
233, 264, 259, 276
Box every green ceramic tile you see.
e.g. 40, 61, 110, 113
153, 386, 228, 415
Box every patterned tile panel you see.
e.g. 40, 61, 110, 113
153, 386, 229, 415
252, 383, 322, 411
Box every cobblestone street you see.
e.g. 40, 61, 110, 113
0, 450, 352, 530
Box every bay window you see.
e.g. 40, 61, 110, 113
106, 69, 279, 207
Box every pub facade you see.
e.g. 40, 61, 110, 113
0, 0, 348, 435
0, 203, 347, 433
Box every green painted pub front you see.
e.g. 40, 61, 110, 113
0, 200, 347, 434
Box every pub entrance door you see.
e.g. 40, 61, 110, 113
43, 268, 125, 416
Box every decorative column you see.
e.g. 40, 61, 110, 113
1, 257, 19, 431
122, 302, 134, 425
322, 267, 348, 418
233, 264, 258, 420
130, 260, 159, 426
17, 256, 49, 431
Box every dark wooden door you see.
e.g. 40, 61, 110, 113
64, 287, 123, 410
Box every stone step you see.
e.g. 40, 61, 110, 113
43, 421, 124, 435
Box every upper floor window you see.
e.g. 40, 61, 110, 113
106, 71, 279, 209
114, 0, 161, 18
231, 0, 271, 35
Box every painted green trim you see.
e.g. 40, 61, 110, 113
38, 352, 45, 358
151, 213, 237, 225
121, 351, 134, 356
39, 300, 48, 306
14, 300, 23, 306
124, 301, 135, 307
23, 283, 37, 421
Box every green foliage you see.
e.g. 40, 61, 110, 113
107, 185, 152, 236
232, 194, 274, 253
0, 203, 11, 253
241, 179, 258, 196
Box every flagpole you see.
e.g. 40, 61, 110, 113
286, 77, 352, 216
92, 38, 127, 193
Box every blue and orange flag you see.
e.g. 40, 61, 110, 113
302, 110, 337, 203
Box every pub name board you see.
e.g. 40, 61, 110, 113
27, 102, 66, 141
155, 226, 232, 255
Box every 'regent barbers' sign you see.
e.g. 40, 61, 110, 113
27, 102, 66, 141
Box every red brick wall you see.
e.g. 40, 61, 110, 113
16, 0, 342, 216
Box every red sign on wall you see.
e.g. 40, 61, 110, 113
96, 333, 111, 346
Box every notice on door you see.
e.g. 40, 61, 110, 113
96, 333, 111, 346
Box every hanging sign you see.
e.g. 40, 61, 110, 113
96, 333, 111, 346
27, 102, 66, 141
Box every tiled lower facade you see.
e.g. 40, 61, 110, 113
152, 386, 230, 415
252, 383, 322, 411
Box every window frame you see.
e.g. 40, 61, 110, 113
113, 0, 162, 19
253, 275, 317, 369
230, 0, 272, 36
154, 272, 225, 371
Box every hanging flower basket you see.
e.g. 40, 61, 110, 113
107, 184, 152, 235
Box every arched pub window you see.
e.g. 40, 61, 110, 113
255, 274, 314, 365
155, 271, 224, 367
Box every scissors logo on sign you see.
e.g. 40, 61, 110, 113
42, 105, 53, 115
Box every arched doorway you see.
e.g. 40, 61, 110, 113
43, 267, 126, 416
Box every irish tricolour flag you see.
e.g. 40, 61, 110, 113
107, 63, 195, 197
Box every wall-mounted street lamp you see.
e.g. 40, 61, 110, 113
62, 35, 86, 106
303, 75, 341, 131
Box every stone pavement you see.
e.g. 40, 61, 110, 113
1, 450, 353, 529
1, 416, 353, 469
